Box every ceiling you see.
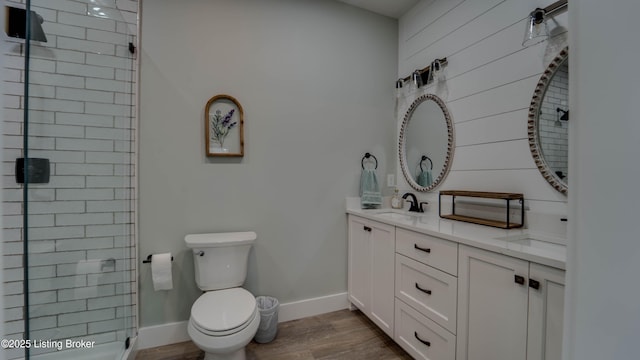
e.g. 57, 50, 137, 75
336, 0, 420, 19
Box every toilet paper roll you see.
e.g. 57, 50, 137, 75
151, 253, 173, 291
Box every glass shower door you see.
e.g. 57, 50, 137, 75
5, 0, 138, 359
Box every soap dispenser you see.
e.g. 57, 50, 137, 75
391, 188, 404, 209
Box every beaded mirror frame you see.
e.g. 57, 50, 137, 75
528, 46, 569, 195
399, 93, 455, 192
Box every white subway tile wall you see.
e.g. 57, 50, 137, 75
2, 0, 138, 358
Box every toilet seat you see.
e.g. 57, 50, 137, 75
190, 288, 257, 337
191, 307, 258, 337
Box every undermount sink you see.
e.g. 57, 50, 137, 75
376, 210, 424, 221
510, 238, 565, 252
374, 211, 418, 221
497, 234, 566, 257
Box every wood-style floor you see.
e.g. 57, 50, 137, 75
136, 309, 412, 360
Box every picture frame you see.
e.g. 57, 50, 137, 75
205, 94, 244, 157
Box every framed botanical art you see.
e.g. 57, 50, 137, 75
205, 94, 244, 157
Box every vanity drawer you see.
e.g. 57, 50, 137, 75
395, 299, 456, 360
396, 228, 458, 276
396, 254, 457, 334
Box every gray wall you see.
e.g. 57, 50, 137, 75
565, 1, 640, 359
138, 0, 397, 326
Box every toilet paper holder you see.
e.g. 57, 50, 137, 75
142, 254, 174, 264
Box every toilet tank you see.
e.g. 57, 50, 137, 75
184, 232, 256, 291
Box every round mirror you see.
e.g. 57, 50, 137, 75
528, 47, 568, 195
399, 94, 454, 192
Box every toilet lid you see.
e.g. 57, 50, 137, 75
191, 288, 257, 332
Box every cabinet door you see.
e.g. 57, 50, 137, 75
348, 216, 371, 311
527, 263, 565, 360
457, 245, 529, 360
369, 221, 395, 337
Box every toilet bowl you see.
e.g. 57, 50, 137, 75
184, 232, 258, 360
188, 288, 260, 360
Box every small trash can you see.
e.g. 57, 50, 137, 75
254, 295, 279, 343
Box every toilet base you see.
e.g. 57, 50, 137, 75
203, 348, 246, 360
188, 303, 259, 360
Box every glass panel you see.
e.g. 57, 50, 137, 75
5, 1, 137, 359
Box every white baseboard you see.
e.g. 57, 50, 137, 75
277, 292, 349, 323
137, 292, 349, 350
137, 320, 190, 350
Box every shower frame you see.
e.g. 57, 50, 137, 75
2, 0, 140, 359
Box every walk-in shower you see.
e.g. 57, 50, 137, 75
2, 1, 138, 359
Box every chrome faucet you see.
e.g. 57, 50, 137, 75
402, 192, 421, 212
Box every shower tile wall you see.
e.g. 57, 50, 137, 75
2, 0, 138, 358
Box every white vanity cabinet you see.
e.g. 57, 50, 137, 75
347, 210, 566, 360
457, 245, 565, 360
348, 215, 396, 337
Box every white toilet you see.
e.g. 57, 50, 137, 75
184, 232, 259, 360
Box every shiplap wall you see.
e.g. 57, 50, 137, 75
397, 0, 568, 218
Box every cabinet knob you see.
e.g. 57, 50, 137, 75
414, 244, 431, 253
514, 275, 526, 285
529, 279, 540, 290
363, 226, 372, 232
414, 331, 431, 347
415, 283, 432, 295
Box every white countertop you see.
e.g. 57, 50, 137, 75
347, 206, 566, 270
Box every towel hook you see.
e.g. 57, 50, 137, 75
361, 152, 378, 169
420, 155, 433, 171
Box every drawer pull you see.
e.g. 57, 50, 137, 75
514, 275, 525, 285
414, 244, 431, 253
415, 283, 432, 295
529, 279, 540, 290
414, 331, 431, 347
363, 226, 372, 232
